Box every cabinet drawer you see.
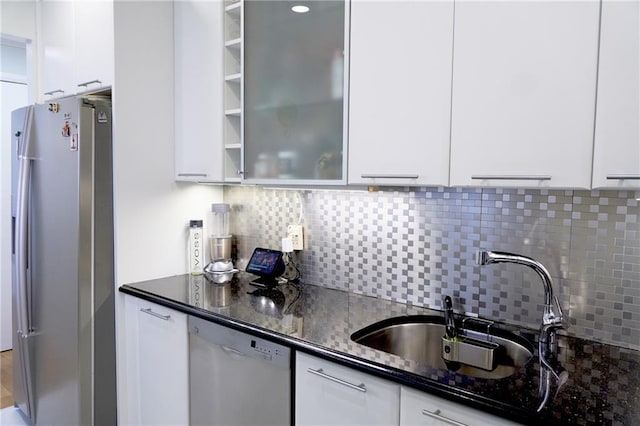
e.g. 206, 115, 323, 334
295, 352, 400, 425
400, 386, 519, 426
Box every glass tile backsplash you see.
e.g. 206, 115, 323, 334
224, 186, 640, 350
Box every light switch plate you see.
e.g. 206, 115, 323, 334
287, 225, 304, 250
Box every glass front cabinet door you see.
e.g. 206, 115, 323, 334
243, 0, 348, 184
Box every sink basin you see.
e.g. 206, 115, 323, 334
350, 315, 534, 380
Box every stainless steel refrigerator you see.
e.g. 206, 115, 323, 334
11, 95, 116, 425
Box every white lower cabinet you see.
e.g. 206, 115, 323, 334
123, 295, 189, 426
295, 352, 400, 425
400, 386, 519, 426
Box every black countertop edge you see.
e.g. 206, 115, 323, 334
119, 284, 557, 425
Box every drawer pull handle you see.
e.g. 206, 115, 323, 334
606, 175, 640, 180
471, 175, 551, 181
140, 308, 170, 321
44, 89, 64, 96
421, 409, 467, 426
361, 174, 419, 179
306, 368, 366, 393
77, 79, 102, 87
177, 173, 208, 177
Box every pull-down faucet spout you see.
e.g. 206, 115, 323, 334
476, 250, 566, 412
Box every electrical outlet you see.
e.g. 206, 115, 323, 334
287, 225, 304, 250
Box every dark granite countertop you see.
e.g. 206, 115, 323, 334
119, 273, 639, 426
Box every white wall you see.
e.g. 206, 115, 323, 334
112, 1, 222, 420
112, 0, 222, 286
0, 1, 36, 351
0, 63, 28, 352
0, 0, 36, 103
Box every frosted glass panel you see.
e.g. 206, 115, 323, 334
244, 0, 345, 181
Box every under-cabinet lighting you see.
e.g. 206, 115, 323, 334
291, 5, 309, 13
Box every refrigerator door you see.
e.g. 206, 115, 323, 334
11, 104, 35, 423
11, 96, 116, 425
28, 97, 84, 425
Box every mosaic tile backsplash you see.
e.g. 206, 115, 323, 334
224, 186, 640, 350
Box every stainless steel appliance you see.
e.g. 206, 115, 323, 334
188, 315, 291, 426
11, 95, 116, 425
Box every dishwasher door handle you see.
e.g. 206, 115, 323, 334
306, 368, 367, 393
222, 345, 247, 357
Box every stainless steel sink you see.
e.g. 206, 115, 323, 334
350, 315, 534, 380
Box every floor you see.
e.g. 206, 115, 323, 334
0, 350, 31, 425
1, 350, 12, 409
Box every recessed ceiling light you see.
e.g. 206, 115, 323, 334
291, 5, 310, 13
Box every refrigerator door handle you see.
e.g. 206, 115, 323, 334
15, 109, 33, 337
14, 105, 35, 419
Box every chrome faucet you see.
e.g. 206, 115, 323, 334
476, 250, 567, 412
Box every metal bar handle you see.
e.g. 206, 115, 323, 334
15, 106, 34, 336
306, 368, 366, 393
606, 175, 640, 180
140, 307, 171, 321
361, 174, 419, 179
222, 346, 247, 357
177, 173, 208, 177
14, 106, 36, 419
44, 89, 64, 96
421, 409, 468, 426
77, 79, 102, 88
471, 175, 551, 181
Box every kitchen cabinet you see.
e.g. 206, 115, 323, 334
449, 1, 600, 188
174, 0, 225, 182
39, 0, 113, 100
348, 0, 453, 187
73, 0, 114, 93
592, 0, 640, 189
122, 295, 189, 426
295, 352, 400, 425
40, 0, 75, 98
400, 386, 518, 426
243, 0, 348, 184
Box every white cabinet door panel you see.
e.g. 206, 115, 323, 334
450, 1, 600, 188
592, 0, 640, 189
74, 0, 114, 92
348, 0, 453, 187
295, 352, 400, 425
123, 295, 189, 426
174, 0, 224, 182
400, 386, 519, 426
40, 0, 76, 98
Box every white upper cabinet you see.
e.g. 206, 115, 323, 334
174, 0, 224, 182
73, 0, 114, 92
592, 0, 640, 189
243, 0, 347, 184
449, 1, 600, 188
40, 0, 76, 98
348, 1, 453, 187
39, 0, 114, 100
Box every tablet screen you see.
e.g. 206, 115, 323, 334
245, 248, 283, 277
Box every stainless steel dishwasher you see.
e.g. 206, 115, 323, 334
188, 315, 291, 426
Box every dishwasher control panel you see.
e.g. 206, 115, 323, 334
189, 315, 290, 368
